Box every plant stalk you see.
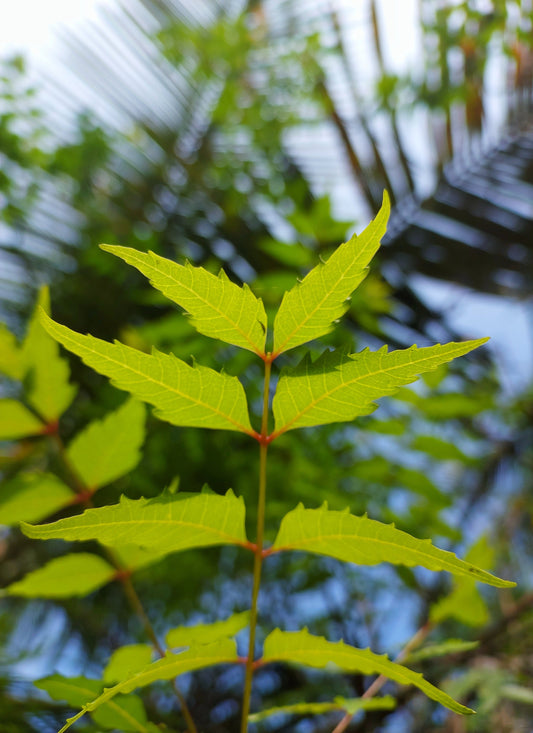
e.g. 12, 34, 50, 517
241, 356, 272, 732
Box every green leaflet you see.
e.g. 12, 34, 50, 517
40, 311, 254, 436
0, 473, 73, 526
248, 695, 396, 722
273, 340, 488, 435
270, 504, 515, 588
66, 398, 145, 490
0, 323, 25, 379
2, 553, 116, 598
404, 640, 479, 665
36, 675, 153, 732
103, 645, 153, 683
56, 638, 238, 733
261, 629, 474, 715
22, 287, 76, 421
272, 192, 389, 356
166, 610, 250, 648
21, 489, 249, 555
0, 399, 45, 440
101, 245, 267, 356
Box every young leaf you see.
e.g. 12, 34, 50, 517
270, 504, 515, 588
66, 398, 145, 490
55, 638, 238, 733
0, 399, 45, 440
248, 695, 396, 722
0, 473, 73, 526
0, 323, 25, 379
103, 645, 153, 683
272, 192, 389, 356
39, 311, 255, 436
35, 675, 152, 732
261, 629, 474, 715
22, 489, 249, 555
2, 553, 116, 598
100, 245, 268, 356
166, 610, 250, 648
22, 287, 76, 421
273, 340, 488, 435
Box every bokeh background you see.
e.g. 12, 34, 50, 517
1, 1, 533, 731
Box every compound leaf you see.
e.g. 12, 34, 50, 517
22, 287, 76, 421
249, 696, 396, 722
36, 675, 151, 732
0, 473, 73, 526
56, 638, 238, 733
271, 504, 514, 588
272, 192, 389, 356
3, 553, 116, 598
39, 311, 254, 436
262, 629, 473, 715
0, 399, 45, 440
67, 398, 145, 490
101, 245, 267, 356
166, 610, 250, 648
22, 489, 249, 555
273, 340, 488, 435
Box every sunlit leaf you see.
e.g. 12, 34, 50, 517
101, 245, 267, 356
56, 638, 238, 732
0, 473, 73, 525
3, 553, 116, 598
22, 489, 249, 555
273, 340, 488, 435
0, 399, 45, 440
261, 629, 473, 715
67, 398, 145, 490
249, 695, 396, 722
271, 504, 514, 588
22, 287, 76, 421
0, 323, 25, 379
104, 645, 153, 683
40, 311, 255, 435
166, 610, 250, 648
272, 192, 389, 356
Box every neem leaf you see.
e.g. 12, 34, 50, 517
248, 695, 396, 722
272, 192, 389, 356
3, 554, 116, 598
101, 245, 267, 356
67, 398, 145, 490
21, 490, 249, 555
0, 473, 73, 526
273, 340, 488, 435
56, 638, 238, 733
261, 629, 473, 715
0, 323, 25, 380
271, 504, 515, 588
22, 287, 76, 421
35, 675, 150, 732
404, 640, 479, 665
166, 611, 250, 648
39, 311, 255, 436
0, 399, 45, 440
104, 645, 153, 683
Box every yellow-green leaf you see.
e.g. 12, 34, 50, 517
3, 553, 116, 598
22, 287, 76, 421
0, 399, 45, 440
104, 645, 153, 683
261, 629, 474, 715
101, 245, 267, 356
273, 340, 488, 435
67, 398, 145, 490
21, 489, 249, 555
0, 473, 73, 526
0, 323, 25, 379
56, 638, 238, 733
166, 611, 250, 648
249, 695, 395, 722
272, 192, 389, 356
271, 504, 515, 588
40, 311, 254, 435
